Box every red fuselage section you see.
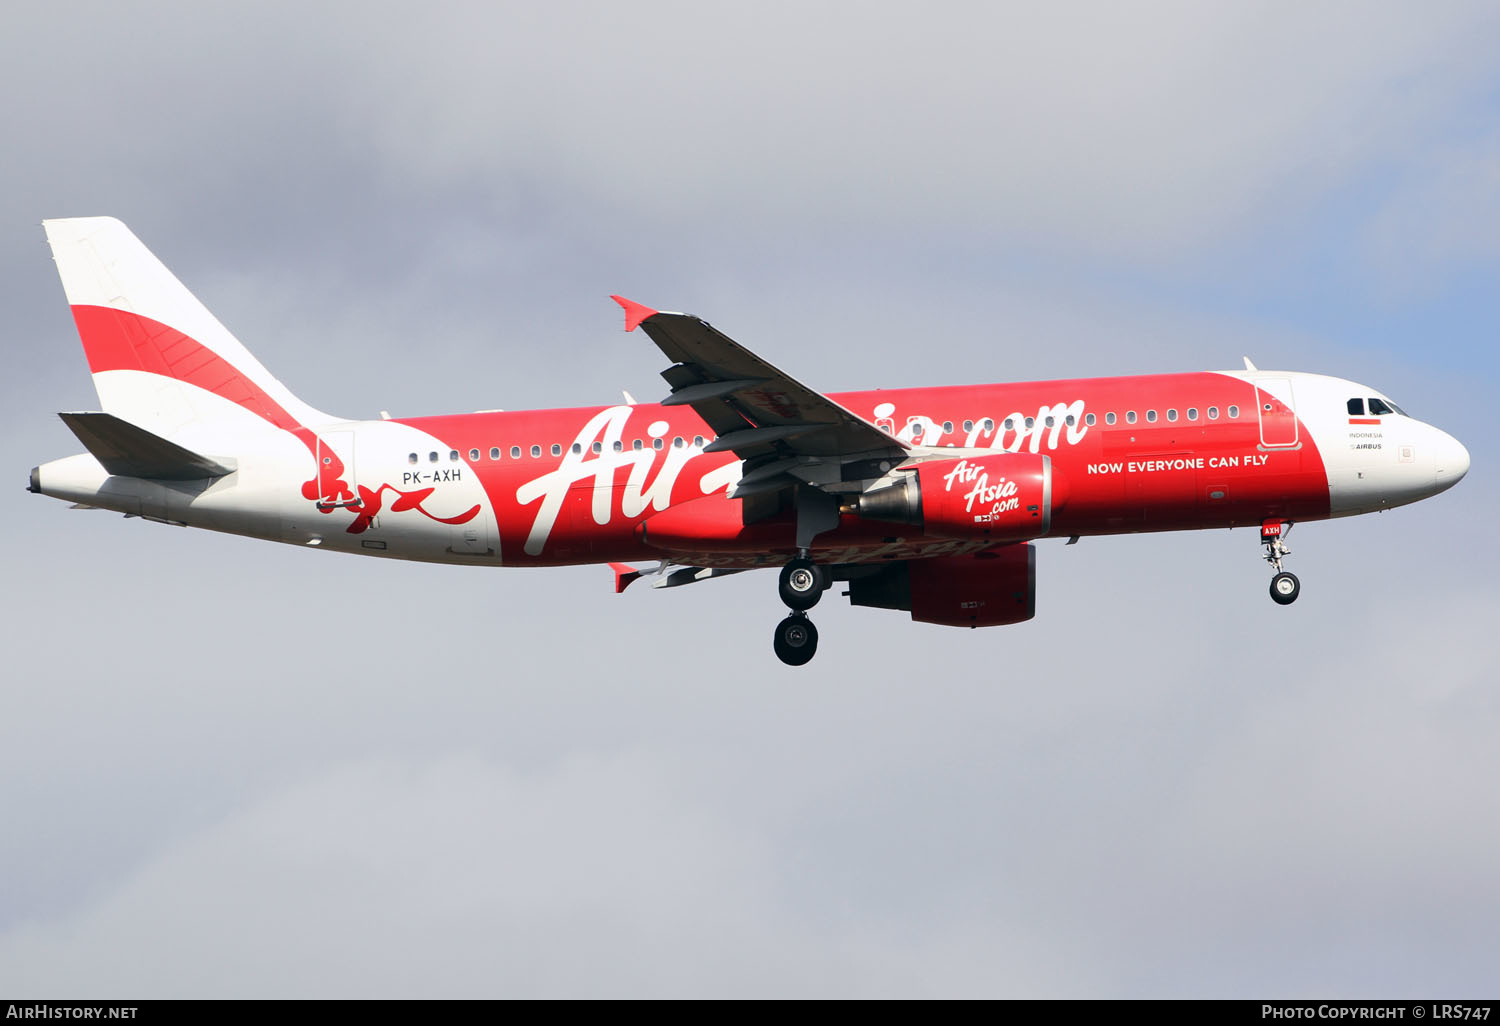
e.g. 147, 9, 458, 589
392, 371, 1330, 567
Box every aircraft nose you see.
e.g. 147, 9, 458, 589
1433, 429, 1470, 493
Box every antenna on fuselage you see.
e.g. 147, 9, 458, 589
1243, 357, 1258, 371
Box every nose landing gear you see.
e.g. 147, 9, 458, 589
774, 550, 828, 665
1262, 520, 1300, 605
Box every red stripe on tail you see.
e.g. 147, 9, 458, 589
70, 304, 302, 432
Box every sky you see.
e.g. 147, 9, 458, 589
1, 1, 1497, 998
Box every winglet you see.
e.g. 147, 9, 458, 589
609, 562, 645, 594
610, 295, 657, 333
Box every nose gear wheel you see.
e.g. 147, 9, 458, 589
1270, 571, 1301, 605
1261, 522, 1301, 605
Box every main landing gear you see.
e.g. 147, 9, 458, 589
774, 552, 829, 666
1261, 520, 1301, 606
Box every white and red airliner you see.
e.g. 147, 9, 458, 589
31, 218, 1470, 665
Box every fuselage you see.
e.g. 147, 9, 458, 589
33, 368, 1470, 568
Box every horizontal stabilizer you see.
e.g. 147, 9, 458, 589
58, 412, 234, 480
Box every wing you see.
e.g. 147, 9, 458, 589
612, 297, 907, 497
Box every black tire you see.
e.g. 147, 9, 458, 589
773, 614, 819, 666
778, 557, 827, 611
1270, 571, 1301, 605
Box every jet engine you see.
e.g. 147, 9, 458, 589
856, 453, 1061, 541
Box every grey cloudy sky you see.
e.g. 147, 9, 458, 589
1, 1, 1496, 997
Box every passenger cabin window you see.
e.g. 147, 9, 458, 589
632, 439, 643, 451
653, 438, 663, 450
1208, 406, 1219, 420
612, 441, 623, 452
1348, 398, 1366, 416
592, 442, 602, 454
1126, 411, 1137, 424
510, 446, 521, 459
1085, 413, 1096, 426
489, 447, 500, 460
1186, 408, 1198, 421
408, 453, 418, 464
530, 445, 541, 458
1228, 405, 1239, 418
428, 451, 439, 463
1146, 410, 1158, 423
963, 420, 973, 433
673, 437, 684, 448
1167, 409, 1178, 422
572, 443, 583, 454
693, 435, 705, 447
551, 444, 561, 457
1004, 418, 1015, 431
1105, 412, 1116, 425
982, 419, 994, 433
942, 421, 953, 434
449, 450, 459, 462
1024, 417, 1035, 429
469, 448, 480, 462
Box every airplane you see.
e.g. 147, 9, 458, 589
29, 217, 1470, 666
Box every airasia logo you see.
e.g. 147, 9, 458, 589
515, 406, 738, 556
941, 459, 1021, 517
512, 397, 1088, 556
874, 399, 1088, 452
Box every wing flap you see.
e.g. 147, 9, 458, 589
652, 566, 750, 589
659, 378, 768, 407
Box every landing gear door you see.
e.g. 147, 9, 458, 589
1255, 378, 1299, 448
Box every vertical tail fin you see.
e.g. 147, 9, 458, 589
43, 217, 331, 442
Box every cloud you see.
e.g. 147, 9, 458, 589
322, 4, 1494, 257
6, 3, 1499, 267
1365, 135, 1500, 293
0, 752, 1068, 997
3, 533, 1494, 997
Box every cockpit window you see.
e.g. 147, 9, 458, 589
1347, 398, 1365, 416
1368, 398, 1396, 417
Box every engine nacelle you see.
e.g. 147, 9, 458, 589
857, 453, 1060, 541
847, 545, 1036, 628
